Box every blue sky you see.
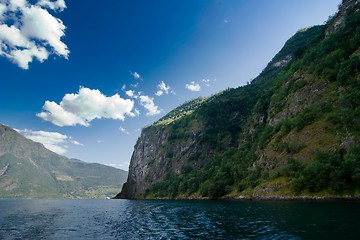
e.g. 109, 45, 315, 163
0, 0, 341, 170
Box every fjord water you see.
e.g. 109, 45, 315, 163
0, 199, 359, 239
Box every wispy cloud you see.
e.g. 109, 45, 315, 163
37, 87, 135, 127
139, 95, 160, 116
130, 82, 139, 88
17, 128, 82, 155
130, 71, 142, 80
119, 126, 130, 135
224, 19, 229, 23
0, 0, 69, 69
202, 78, 211, 87
104, 162, 129, 170
185, 81, 201, 92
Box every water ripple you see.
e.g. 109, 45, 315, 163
0, 199, 359, 239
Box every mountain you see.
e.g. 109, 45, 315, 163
0, 124, 128, 199
117, 0, 360, 200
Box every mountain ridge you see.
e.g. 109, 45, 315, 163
0, 124, 128, 199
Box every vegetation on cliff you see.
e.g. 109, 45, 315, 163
119, 0, 360, 199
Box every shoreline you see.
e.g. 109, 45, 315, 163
122, 195, 360, 201
222, 195, 360, 201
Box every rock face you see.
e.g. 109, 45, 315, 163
117, 128, 168, 198
326, 0, 360, 36
117, 125, 208, 199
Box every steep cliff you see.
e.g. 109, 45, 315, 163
117, 0, 360, 199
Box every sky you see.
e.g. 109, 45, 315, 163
0, 0, 342, 171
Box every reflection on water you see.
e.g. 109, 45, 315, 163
0, 199, 359, 239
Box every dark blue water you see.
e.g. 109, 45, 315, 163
0, 199, 359, 239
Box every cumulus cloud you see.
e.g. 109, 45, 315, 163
0, 0, 69, 69
155, 81, 171, 96
139, 95, 160, 116
185, 82, 201, 92
125, 90, 137, 98
37, 87, 135, 127
17, 128, 82, 155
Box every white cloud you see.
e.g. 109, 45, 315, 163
37, 0, 66, 11
69, 137, 83, 146
0, 0, 69, 69
155, 81, 171, 96
125, 90, 137, 98
119, 126, 129, 135
224, 19, 229, 23
130, 71, 141, 80
97, 139, 104, 143
185, 82, 201, 92
155, 90, 163, 96
201, 79, 211, 87
0, 4, 6, 16
37, 87, 135, 127
17, 128, 82, 155
139, 95, 160, 116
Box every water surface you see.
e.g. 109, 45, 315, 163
0, 199, 359, 239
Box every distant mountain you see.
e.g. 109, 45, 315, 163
0, 124, 127, 199
117, 0, 360, 200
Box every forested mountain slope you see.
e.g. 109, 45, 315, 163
117, 0, 360, 199
0, 124, 128, 199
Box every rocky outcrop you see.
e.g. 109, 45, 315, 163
272, 54, 293, 68
117, 127, 168, 199
326, 0, 360, 36
268, 72, 330, 126
117, 125, 208, 199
